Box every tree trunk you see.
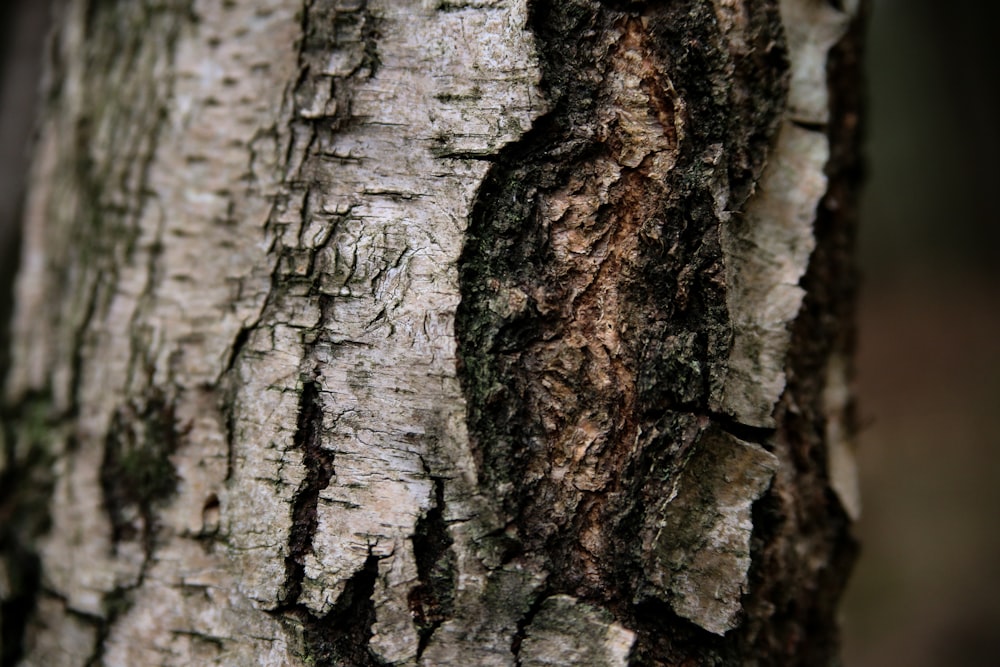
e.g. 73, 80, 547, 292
0, 0, 864, 665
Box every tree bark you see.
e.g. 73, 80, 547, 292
1, 0, 864, 665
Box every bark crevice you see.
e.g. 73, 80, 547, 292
409, 475, 456, 660
282, 376, 336, 607
277, 551, 387, 667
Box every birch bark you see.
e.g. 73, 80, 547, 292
1, 0, 864, 665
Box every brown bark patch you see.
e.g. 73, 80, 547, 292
457, 0, 789, 628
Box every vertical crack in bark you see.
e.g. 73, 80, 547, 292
274, 375, 385, 665
222, 0, 395, 640
408, 476, 456, 659
510, 587, 551, 667
282, 377, 335, 606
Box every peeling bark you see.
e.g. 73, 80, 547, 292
1, 0, 864, 665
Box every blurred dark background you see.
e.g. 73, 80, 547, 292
1, 1, 998, 665
843, 1, 1000, 665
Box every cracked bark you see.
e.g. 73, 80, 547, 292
1, 0, 863, 665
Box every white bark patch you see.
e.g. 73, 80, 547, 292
370, 550, 422, 664
780, 0, 855, 125
100, 541, 295, 667
40, 446, 144, 619
520, 594, 636, 667
643, 430, 779, 635
716, 122, 828, 426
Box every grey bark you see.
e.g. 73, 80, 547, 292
0, 0, 864, 665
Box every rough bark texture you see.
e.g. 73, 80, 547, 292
1, 0, 863, 665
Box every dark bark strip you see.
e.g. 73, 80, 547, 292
282, 377, 335, 606
300, 553, 387, 667
457, 0, 788, 655
409, 476, 457, 659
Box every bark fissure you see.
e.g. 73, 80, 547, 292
708, 410, 778, 446
409, 476, 456, 659
282, 377, 336, 607
510, 588, 551, 667
273, 549, 387, 667
301, 552, 387, 667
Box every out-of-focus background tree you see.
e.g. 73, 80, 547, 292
0, 0, 47, 376
843, 1, 1000, 665
1, 2, 997, 665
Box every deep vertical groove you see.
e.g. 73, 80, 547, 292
271, 377, 388, 665
258, 2, 389, 663
282, 377, 335, 605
